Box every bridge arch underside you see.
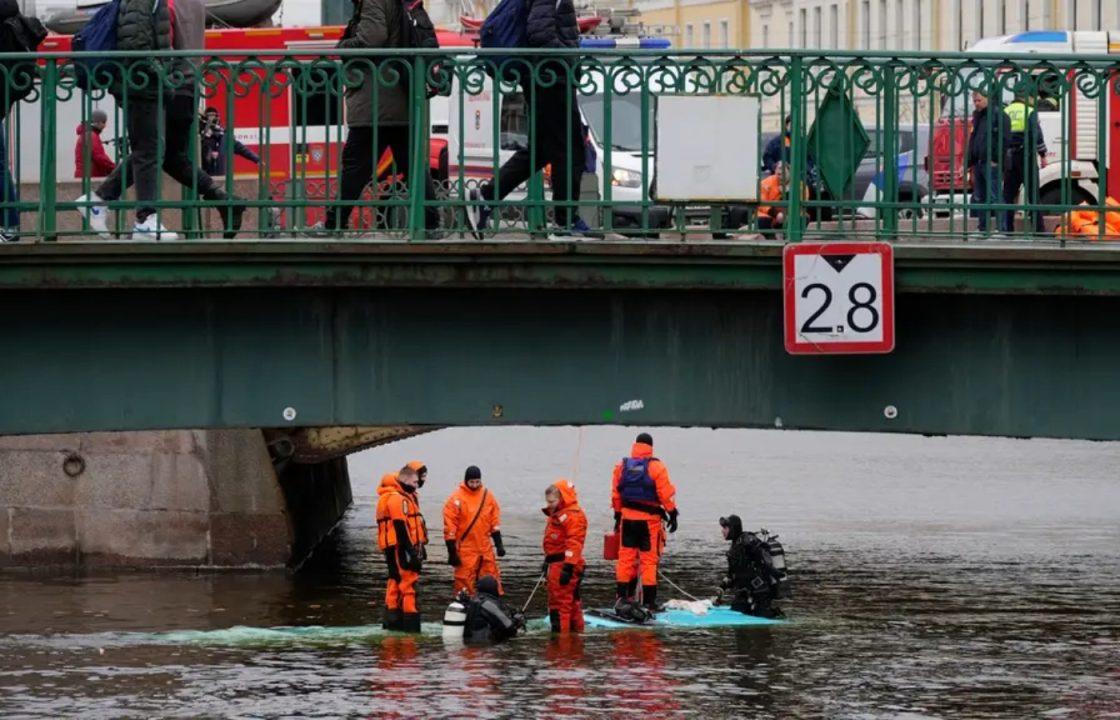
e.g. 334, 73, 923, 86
4, 284, 1118, 441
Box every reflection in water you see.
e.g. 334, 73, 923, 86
0, 427, 1118, 718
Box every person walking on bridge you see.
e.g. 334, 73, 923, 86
1001, 92, 1048, 234
542, 478, 587, 633
443, 466, 506, 596
611, 432, 677, 612
377, 465, 425, 632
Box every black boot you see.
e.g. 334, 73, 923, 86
549, 609, 561, 633
382, 607, 403, 631
626, 579, 638, 598
400, 612, 422, 633
208, 188, 246, 239
642, 585, 659, 612
615, 582, 631, 600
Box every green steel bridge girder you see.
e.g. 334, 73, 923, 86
3, 240, 1120, 439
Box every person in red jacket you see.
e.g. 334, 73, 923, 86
74, 110, 115, 179
611, 432, 678, 611
542, 478, 587, 633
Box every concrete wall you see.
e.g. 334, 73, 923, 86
0, 429, 351, 569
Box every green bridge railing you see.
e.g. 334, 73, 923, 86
1, 47, 1119, 243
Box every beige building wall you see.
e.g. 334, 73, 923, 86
637, 0, 751, 48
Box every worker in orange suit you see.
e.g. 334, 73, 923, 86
404, 460, 430, 560
376, 465, 425, 632
443, 465, 505, 596
611, 432, 678, 612
542, 478, 587, 633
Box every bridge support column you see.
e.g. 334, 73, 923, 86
0, 429, 352, 569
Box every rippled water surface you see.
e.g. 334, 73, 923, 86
1, 427, 1118, 718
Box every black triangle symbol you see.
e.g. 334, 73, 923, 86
824, 254, 855, 273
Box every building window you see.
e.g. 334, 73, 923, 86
813, 6, 822, 46
1094, 0, 1102, 29
788, 21, 794, 47
861, 0, 870, 49
916, 0, 922, 49
1000, 0, 1006, 34
703, 21, 711, 48
895, 0, 904, 49
720, 19, 729, 48
878, 0, 887, 48
1025, 0, 1030, 30
830, 4, 839, 48
685, 23, 694, 47
762, 23, 770, 47
800, 9, 807, 47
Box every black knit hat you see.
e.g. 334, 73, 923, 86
636, 432, 653, 446
464, 465, 482, 481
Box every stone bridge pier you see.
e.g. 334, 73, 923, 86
0, 426, 431, 570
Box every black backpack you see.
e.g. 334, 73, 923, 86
0, 13, 47, 117
399, 0, 447, 97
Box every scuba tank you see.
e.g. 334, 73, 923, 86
767, 537, 787, 576
442, 599, 467, 639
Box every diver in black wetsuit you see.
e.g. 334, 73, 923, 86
716, 515, 787, 619
460, 575, 525, 644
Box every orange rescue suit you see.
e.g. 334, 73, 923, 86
611, 442, 677, 592
542, 479, 587, 633
377, 473, 423, 615
443, 482, 502, 595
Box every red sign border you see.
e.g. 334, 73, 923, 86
783, 241, 895, 355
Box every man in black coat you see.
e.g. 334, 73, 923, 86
466, 0, 591, 239
967, 90, 1010, 234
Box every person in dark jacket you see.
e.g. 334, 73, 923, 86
1001, 93, 1048, 234
716, 515, 783, 619
200, 108, 260, 177
459, 575, 524, 644
318, 0, 440, 236
762, 115, 792, 175
466, 0, 591, 239
0, 0, 45, 240
967, 90, 1009, 233
81, 0, 248, 240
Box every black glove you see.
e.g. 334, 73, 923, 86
540, 560, 550, 574
492, 531, 506, 558
613, 511, 622, 533
445, 539, 461, 567
400, 544, 420, 572
511, 610, 526, 631
559, 563, 574, 586
667, 509, 679, 534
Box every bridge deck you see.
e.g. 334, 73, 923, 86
3, 237, 1120, 295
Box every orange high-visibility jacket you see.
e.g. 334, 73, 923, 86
542, 479, 587, 567
611, 442, 677, 520
443, 482, 501, 552
377, 473, 424, 550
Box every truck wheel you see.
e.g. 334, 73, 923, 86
1039, 185, 1095, 212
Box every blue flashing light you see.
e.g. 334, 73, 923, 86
1008, 31, 1068, 43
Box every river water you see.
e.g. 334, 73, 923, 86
1, 427, 1118, 718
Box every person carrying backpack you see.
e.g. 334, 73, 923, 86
79, 0, 249, 240
466, 0, 592, 239
316, 0, 441, 237
0, 0, 46, 241
74, 0, 176, 241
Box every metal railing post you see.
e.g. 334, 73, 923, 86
787, 55, 805, 242
408, 54, 429, 241
38, 59, 58, 241
882, 62, 899, 239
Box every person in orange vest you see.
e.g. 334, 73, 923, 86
376, 465, 425, 632
443, 466, 505, 595
611, 432, 678, 611
404, 460, 430, 561
542, 478, 587, 633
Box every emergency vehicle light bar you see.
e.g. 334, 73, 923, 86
579, 37, 672, 49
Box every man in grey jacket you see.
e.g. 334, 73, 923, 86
320, 0, 439, 236
77, 0, 175, 240
79, 0, 246, 240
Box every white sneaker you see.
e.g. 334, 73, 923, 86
76, 193, 110, 238
131, 215, 179, 242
